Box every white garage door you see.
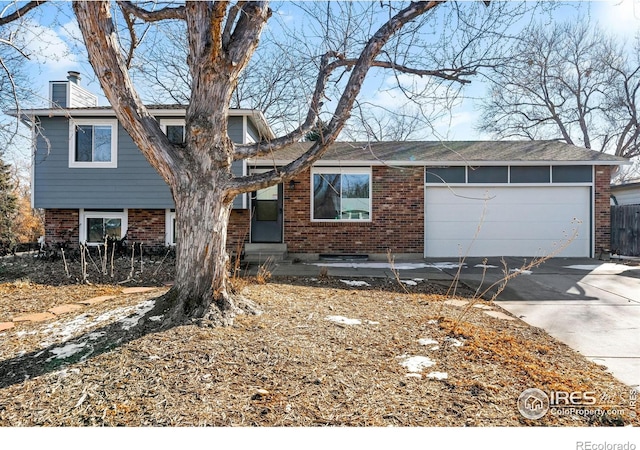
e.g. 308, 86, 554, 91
424, 186, 591, 257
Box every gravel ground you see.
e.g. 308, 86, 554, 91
0, 255, 638, 427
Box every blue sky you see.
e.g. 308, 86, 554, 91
7, 0, 640, 142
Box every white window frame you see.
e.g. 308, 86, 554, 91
311, 167, 372, 222
160, 119, 186, 145
165, 209, 176, 246
79, 209, 128, 245
69, 119, 118, 168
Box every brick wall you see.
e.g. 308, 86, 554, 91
594, 165, 612, 253
44, 209, 79, 247
284, 166, 424, 255
44, 208, 251, 252
228, 209, 251, 254
127, 209, 166, 248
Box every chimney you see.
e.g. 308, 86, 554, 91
67, 71, 81, 84
49, 71, 97, 108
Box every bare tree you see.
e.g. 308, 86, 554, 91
2, 1, 553, 327
478, 19, 640, 158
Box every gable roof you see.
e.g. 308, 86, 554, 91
252, 140, 628, 166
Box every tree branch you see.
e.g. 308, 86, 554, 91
117, 1, 185, 22
233, 50, 344, 161
330, 58, 475, 84
0, 1, 45, 26
228, 1, 444, 195
73, 0, 179, 186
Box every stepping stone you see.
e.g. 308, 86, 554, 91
12, 312, 56, 323
78, 295, 116, 306
444, 299, 469, 307
48, 304, 84, 315
472, 304, 493, 310
121, 287, 157, 294
0, 322, 14, 331
484, 310, 515, 321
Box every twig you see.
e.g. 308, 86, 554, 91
110, 241, 115, 278
128, 243, 136, 280
153, 247, 172, 276
386, 249, 409, 294
61, 248, 70, 278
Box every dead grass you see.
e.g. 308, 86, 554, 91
0, 265, 637, 427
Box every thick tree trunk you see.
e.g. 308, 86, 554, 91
156, 171, 243, 326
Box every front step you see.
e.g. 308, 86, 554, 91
243, 243, 287, 263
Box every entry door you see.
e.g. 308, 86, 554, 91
250, 183, 283, 243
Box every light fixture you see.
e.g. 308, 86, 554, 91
289, 180, 300, 190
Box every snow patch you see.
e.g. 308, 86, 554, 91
339, 279, 370, 287
427, 371, 448, 380
326, 315, 362, 325
445, 337, 464, 348
418, 338, 438, 346
309, 262, 466, 270
149, 315, 163, 322
475, 264, 498, 269
509, 268, 532, 275
397, 355, 436, 373
47, 341, 87, 361
119, 300, 156, 330
400, 280, 418, 286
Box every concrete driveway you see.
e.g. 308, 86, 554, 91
271, 256, 640, 388
436, 257, 640, 389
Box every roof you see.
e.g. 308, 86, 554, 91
252, 140, 628, 166
10, 105, 275, 140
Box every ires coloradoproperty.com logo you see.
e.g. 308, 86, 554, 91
517, 388, 633, 420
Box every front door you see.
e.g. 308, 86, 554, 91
250, 183, 283, 243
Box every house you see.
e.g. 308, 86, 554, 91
611, 180, 640, 205
15, 73, 627, 260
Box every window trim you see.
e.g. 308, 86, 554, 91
69, 119, 118, 168
165, 209, 176, 246
79, 209, 128, 245
311, 167, 372, 222
160, 119, 186, 145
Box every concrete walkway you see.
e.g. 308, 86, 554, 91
267, 256, 640, 388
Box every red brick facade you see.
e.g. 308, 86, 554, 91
228, 209, 251, 254
42, 165, 614, 257
283, 166, 424, 255
44, 209, 79, 246
594, 165, 612, 253
44, 208, 251, 252
127, 209, 166, 248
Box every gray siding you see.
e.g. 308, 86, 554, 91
228, 116, 244, 143
34, 116, 247, 209
50, 83, 67, 108
247, 118, 260, 143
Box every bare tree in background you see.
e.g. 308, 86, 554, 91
0, 1, 35, 151
2, 1, 554, 327
478, 19, 640, 159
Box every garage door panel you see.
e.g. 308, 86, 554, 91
425, 186, 590, 257
427, 238, 589, 258
428, 219, 586, 240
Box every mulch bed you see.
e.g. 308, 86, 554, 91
0, 255, 638, 426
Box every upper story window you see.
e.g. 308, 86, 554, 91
69, 119, 118, 168
160, 119, 185, 145
312, 168, 372, 221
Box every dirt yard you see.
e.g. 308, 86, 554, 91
0, 253, 638, 426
